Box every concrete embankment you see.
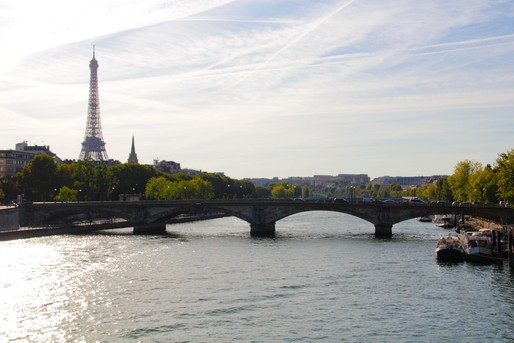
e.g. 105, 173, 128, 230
0, 222, 131, 242
0, 210, 229, 241
167, 212, 228, 223
0, 207, 20, 231
465, 217, 503, 230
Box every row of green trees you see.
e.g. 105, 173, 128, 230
1, 149, 513, 204
145, 175, 256, 200
266, 182, 310, 199
446, 149, 514, 203
414, 150, 514, 204
318, 181, 451, 202
265, 149, 513, 204
6, 154, 256, 202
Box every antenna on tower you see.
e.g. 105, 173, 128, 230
92, 44, 96, 59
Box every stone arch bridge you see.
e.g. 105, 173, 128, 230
18, 200, 514, 237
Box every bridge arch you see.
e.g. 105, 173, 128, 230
20, 200, 514, 237
275, 210, 373, 231
33, 206, 133, 226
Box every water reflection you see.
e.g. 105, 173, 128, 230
1, 214, 513, 342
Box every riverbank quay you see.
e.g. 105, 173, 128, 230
0, 206, 19, 231
462, 217, 504, 230
456, 217, 514, 267
0, 221, 132, 242
0, 206, 228, 241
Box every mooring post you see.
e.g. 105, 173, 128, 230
509, 228, 514, 270
495, 229, 502, 257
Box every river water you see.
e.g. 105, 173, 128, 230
1, 212, 513, 342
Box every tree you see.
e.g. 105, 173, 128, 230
198, 173, 229, 198
0, 176, 18, 203
237, 180, 257, 198
109, 163, 162, 199
145, 176, 171, 200
66, 160, 117, 201
17, 154, 58, 201
55, 186, 78, 202
416, 183, 437, 202
377, 185, 390, 199
301, 186, 310, 198
268, 182, 302, 199
495, 149, 514, 203
271, 185, 287, 198
255, 186, 271, 198
447, 160, 482, 202
187, 177, 214, 199
56, 163, 76, 189
145, 176, 214, 200
469, 165, 498, 203
435, 178, 453, 202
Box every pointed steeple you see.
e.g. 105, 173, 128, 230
128, 135, 139, 164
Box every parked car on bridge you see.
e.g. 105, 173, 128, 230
499, 201, 509, 207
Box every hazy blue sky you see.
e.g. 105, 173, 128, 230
1, 0, 513, 179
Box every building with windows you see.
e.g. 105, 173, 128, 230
0, 141, 60, 178
153, 159, 181, 174
371, 175, 447, 188
246, 174, 370, 189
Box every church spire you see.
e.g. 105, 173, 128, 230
128, 135, 139, 164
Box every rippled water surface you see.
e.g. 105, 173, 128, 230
1, 212, 513, 342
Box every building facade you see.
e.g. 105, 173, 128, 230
0, 141, 60, 179
153, 160, 181, 174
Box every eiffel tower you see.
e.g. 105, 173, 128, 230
79, 46, 109, 161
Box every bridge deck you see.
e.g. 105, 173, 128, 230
15, 200, 514, 237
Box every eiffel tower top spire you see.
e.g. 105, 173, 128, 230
79, 46, 108, 161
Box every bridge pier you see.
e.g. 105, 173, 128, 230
374, 224, 392, 237
250, 222, 276, 237
133, 222, 167, 234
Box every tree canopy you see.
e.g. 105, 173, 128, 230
10, 148, 514, 206
17, 154, 58, 201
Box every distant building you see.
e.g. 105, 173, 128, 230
245, 177, 280, 187
311, 174, 370, 189
337, 174, 371, 186
127, 136, 138, 164
246, 174, 370, 188
181, 168, 203, 176
154, 159, 181, 174
0, 141, 61, 178
371, 175, 447, 188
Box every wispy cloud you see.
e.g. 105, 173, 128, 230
1, 0, 513, 178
